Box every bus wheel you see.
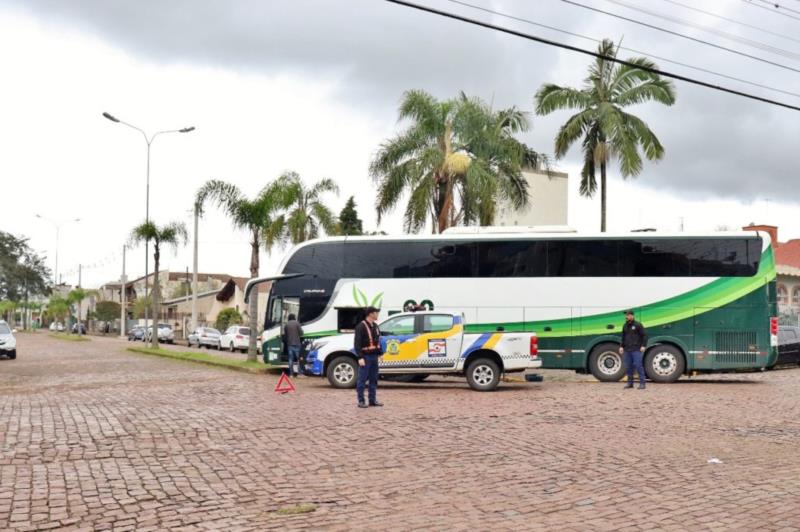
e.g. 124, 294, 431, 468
588, 343, 625, 382
645, 345, 685, 383
327, 356, 357, 389
466, 358, 500, 391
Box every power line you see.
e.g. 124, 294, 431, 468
740, 0, 800, 22
602, 0, 800, 61
444, 0, 800, 100
384, 0, 800, 112
660, 0, 800, 45
751, 0, 800, 16
561, 0, 800, 74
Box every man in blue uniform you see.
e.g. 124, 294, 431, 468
620, 309, 648, 389
354, 306, 383, 408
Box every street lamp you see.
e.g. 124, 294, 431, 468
35, 214, 81, 287
102, 112, 194, 331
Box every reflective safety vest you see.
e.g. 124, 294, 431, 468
361, 320, 380, 353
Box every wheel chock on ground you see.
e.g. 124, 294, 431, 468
525, 374, 544, 382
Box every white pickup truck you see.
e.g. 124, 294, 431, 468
304, 311, 541, 391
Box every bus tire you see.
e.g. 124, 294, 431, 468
644, 345, 685, 383
466, 358, 500, 391
588, 343, 626, 382
327, 355, 358, 389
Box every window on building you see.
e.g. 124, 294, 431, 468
793, 287, 800, 308
778, 284, 789, 306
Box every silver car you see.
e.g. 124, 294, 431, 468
0, 320, 17, 360
146, 323, 175, 344
187, 327, 221, 349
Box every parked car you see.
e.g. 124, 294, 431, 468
71, 323, 87, 335
777, 325, 800, 365
0, 320, 17, 360
219, 326, 252, 353
127, 326, 146, 342
49, 322, 57, 331
145, 324, 175, 344
187, 327, 221, 349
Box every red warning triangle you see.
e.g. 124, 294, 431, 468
274, 372, 296, 394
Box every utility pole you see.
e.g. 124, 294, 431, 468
77, 264, 82, 336
191, 203, 199, 333
120, 245, 127, 338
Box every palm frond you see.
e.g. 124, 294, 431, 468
535, 85, 591, 115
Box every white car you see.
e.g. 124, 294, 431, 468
146, 323, 175, 344
219, 325, 252, 353
0, 320, 17, 360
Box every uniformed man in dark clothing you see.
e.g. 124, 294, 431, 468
620, 309, 648, 389
354, 306, 383, 408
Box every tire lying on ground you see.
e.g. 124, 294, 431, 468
588, 342, 626, 382
644, 345, 685, 383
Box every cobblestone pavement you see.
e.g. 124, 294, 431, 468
2, 333, 800, 531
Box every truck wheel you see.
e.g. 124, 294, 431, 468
327, 356, 358, 389
589, 343, 626, 382
9, 350, 16, 360
466, 358, 500, 391
644, 345, 685, 383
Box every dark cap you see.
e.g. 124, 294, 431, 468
365, 306, 380, 315
624, 309, 635, 315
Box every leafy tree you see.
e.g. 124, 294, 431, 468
46, 297, 69, 324
132, 295, 153, 319
195, 181, 285, 361
0, 231, 51, 303
215, 307, 243, 332
95, 301, 121, 323
129, 221, 188, 348
272, 171, 339, 243
0, 300, 16, 323
535, 39, 676, 231
170, 283, 192, 299
338, 196, 363, 236
370, 89, 547, 233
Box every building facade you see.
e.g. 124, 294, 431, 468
494, 169, 568, 227
743, 224, 800, 323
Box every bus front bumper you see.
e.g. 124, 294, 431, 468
305, 350, 324, 376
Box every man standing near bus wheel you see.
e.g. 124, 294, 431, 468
620, 310, 648, 389
354, 306, 383, 408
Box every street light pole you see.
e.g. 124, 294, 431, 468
35, 214, 81, 288
102, 112, 194, 332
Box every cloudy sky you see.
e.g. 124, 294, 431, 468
1, 0, 799, 288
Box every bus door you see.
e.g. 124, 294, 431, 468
264, 296, 299, 363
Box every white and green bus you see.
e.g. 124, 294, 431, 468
247, 228, 777, 383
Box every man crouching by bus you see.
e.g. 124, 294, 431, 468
620, 309, 648, 390
355, 306, 384, 408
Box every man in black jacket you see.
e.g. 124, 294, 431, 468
620, 309, 648, 389
354, 306, 383, 408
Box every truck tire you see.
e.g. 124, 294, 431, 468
9, 350, 16, 360
589, 343, 626, 382
644, 345, 685, 383
466, 358, 500, 391
327, 355, 358, 389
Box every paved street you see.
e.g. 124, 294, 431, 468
1, 333, 800, 531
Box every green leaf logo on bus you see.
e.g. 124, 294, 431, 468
352, 285, 383, 308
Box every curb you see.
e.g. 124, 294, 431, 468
125, 347, 275, 375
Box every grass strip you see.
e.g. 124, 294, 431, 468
275, 504, 317, 515
126, 346, 275, 374
48, 333, 90, 342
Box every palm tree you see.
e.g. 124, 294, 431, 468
535, 38, 676, 232
272, 171, 339, 244
370, 89, 547, 233
195, 180, 284, 361
129, 221, 188, 348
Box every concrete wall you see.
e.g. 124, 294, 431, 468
494, 169, 568, 227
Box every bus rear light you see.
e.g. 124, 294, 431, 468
770, 317, 779, 335
530, 337, 539, 358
